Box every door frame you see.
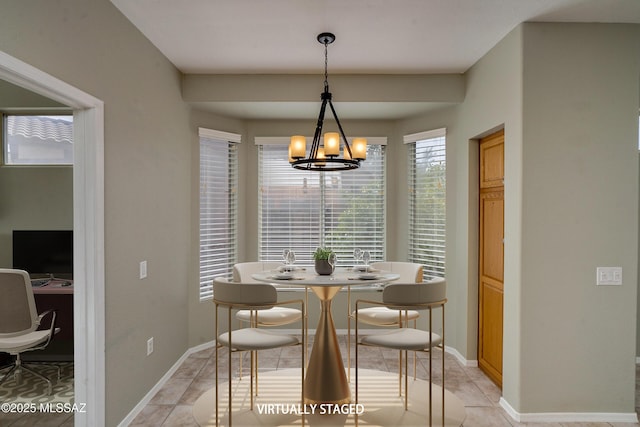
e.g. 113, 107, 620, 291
0, 50, 105, 426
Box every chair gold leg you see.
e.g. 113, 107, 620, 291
255, 351, 259, 397
250, 351, 254, 410
414, 318, 417, 380
347, 287, 351, 383
238, 319, 243, 380
305, 288, 309, 369
428, 307, 433, 427
404, 349, 408, 411
301, 300, 306, 427
215, 303, 219, 427
441, 304, 445, 427
355, 312, 359, 414
398, 350, 402, 396
228, 310, 233, 426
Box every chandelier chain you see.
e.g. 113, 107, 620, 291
324, 40, 329, 90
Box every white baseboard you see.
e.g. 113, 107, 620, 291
117, 341, 215, 427
444, 345, 478, 367
500, 397, 639, 423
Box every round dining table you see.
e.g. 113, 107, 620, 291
252, 267, 399, 405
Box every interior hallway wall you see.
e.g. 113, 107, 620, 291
516, 22, 639, 415
0, 1, 195, 424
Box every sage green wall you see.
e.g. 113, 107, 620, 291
0, 80, 66, 109
0, 1, 194, 424
454, 24, 525, 410
517, 23, 639, 414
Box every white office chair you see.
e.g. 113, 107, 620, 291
213, 277, 305, 426
0, 269, 60, 395
347, 261, 423, 384
355, 278, 446, 426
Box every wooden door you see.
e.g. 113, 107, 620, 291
478, 130, 504, 387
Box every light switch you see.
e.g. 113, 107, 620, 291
140, 261, 148, 279
596, 267, 622, 286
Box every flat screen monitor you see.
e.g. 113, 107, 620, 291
12, 230, 73, 279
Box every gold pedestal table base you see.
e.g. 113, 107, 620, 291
304, 285, 350, 404
193, 368, 466, 426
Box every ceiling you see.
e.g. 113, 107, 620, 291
111, 0, 640, 120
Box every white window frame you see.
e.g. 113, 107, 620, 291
256, 137, 387, 266
199, 128, 240, 301
405, 128, 446, 279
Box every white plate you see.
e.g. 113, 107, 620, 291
273, 273, 294, 280
358, 273, 379, 280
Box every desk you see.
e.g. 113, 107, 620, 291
30, 280, 74, 361
252, 267, 399, 405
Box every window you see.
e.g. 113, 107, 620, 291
199, 128, 240, 301
3, 114, 73, 165
406, 129, 446, 279
258, 139, 386, 266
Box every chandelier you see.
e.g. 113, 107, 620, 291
289, 32, 367, 171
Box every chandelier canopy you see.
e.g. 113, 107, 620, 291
289, 33, 367, 171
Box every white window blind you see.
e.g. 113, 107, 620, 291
258, 142, 385, 266
407, 129, 446, 279
199, 130, 239, 301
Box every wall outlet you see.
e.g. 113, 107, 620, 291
139, 261, 147, 279
596, 267, 622, 286
147, 337, 154, 355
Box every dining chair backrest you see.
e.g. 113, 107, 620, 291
0, 269, 38, 337
233, 262, 282, 283
382, 278, 446, 307
213, 277, 278, 307
370, 261, 423, 283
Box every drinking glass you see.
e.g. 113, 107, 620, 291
328, 252, 337, 273
287, 250, 296, 267
282, 249, 291, 268
353, 248, 362, 267
362, 250, 370, 268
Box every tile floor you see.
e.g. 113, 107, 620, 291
129, 334, 640, 427
1, 334, 639, 426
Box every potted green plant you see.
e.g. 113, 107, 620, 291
313, 247, 335, 275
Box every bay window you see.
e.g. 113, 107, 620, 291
258, 139, 386, 266
406, 129, 446, 279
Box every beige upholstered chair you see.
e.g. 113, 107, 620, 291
355, 278, 446, 426
213, 277, 305, 426
0, 269, 60, 395
233, 262, 308, 382
233, 262, 303, 327
347, 261, 423, 382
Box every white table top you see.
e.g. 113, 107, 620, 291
251, 266, 399, 287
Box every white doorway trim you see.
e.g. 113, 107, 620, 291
0, 51, 105, 427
